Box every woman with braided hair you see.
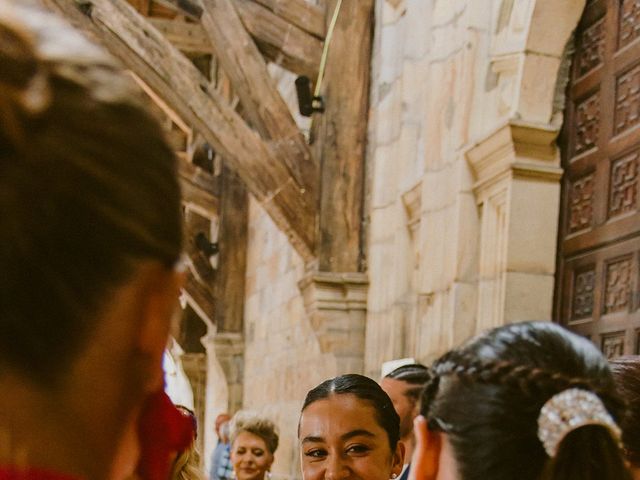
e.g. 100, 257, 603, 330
408, 321, 631, 480
0, 4, 193, 480
611, 356, 640, 479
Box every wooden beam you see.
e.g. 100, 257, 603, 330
236, 0, 321, 80
148, 17, 212, 54
214, 166, 248, 333
153, 0, 202, 20
251, 0, 325, 39
45, 0, 316, 260
313, 0, 374, 272
199, 0, 318, 199
184, 208, 216, 284
185, 271, 215, 321
178, 160, 218, 215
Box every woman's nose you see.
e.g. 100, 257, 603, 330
324, 456, 349, 480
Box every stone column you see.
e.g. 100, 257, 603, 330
201, 331, 244, 472
298, 271, 368, 375
466, 120, 563, 330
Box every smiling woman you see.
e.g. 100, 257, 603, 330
298, 374, 405, 480
229, 411, 279, 480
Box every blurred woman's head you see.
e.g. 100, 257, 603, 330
0, 4, 183, 478
416, 321, 630, 480
299, 374, 404, 480
230, 411, 279, 480
611, 356, 640, 479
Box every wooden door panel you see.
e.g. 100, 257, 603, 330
557, 0, 640, 358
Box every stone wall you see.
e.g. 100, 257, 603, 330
238, 0, 585, 477
364, 0, 584, 375
242, 197, 339, 479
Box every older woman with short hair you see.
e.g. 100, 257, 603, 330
230, 411, 279, 480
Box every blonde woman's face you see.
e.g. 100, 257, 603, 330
231, 431, 274, 480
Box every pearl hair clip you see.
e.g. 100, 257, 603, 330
537, 388, 622, 457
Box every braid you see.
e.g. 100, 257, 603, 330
429, 358, 625, 418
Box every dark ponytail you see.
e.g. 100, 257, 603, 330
421, 321, 631, 480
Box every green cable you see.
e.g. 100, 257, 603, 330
314, 0, 343, 98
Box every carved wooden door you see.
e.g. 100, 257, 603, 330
555, 0, 640, 358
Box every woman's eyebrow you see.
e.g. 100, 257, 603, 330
341, 429, 376, 441
302, 435, 324, 444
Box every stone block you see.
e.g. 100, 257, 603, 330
378, 23, 406, 84
503, 271, 555, 322
375, 79, 403, 146
507, 176, 560, 274
526, 0, 586, 57
371, 142, 400, 208
517, 53, 562, 124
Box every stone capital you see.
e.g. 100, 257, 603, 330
298, 271, 368, 373
466, 120, 563, 197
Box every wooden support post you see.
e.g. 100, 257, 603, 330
45, 0, 316, 260
313, 0, 374, 272
214, 166, 249, 333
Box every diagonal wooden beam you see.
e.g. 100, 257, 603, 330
198, 0, 318, 197
153, 0, 202, 20
251, 0, 324, 39
45, 0, 316, 260
235, 0, 321, 80
147, 17, 213, 54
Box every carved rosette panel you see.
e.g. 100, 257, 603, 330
601, 331, 626, 359
572, 267, 596, 319
577, 17, 605, 77
619, 0, 640, 50
615, 64, 640, 135
574, 92, 600, 154
609, 149, 639, 217
568, 173, 595, 232
603, 256, 633, 314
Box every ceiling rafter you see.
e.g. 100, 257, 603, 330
236, 0, 321, 80
45, 0, 317, 260
199, 0, 318, 195
252, 0, 325, 39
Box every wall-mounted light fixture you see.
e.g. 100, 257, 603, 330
295, 76, 324, 117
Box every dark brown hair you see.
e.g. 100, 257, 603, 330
610, 356, 640, 467
421, 321, 630, 480
301, 374, 400, 452
0, 7, 182, 385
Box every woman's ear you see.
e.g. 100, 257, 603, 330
136, 265, 185, 392
408, 416, 441, 480
391, 441, 406, 478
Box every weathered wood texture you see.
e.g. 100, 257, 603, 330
199, 0, 318, 196
46, 0, 316, 260
252, 0, 325, 39
147, 17, 212, 54
313, 0, 374, 272
214, 166, 248, 333
236, 0, 321, 80
178, 160, 219, 215
147, 6, 320, 80
184, 208, 217, 285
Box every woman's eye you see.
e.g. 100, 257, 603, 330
346, 444, 371, 454
252, 449, 264, 457
304, 449, 327, 458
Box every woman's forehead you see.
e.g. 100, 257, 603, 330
299, 394, 384, 438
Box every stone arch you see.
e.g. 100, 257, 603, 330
466, 0, 587, 329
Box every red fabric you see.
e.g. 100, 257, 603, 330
0, 467, 81, 480
135, 389, 195, 480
